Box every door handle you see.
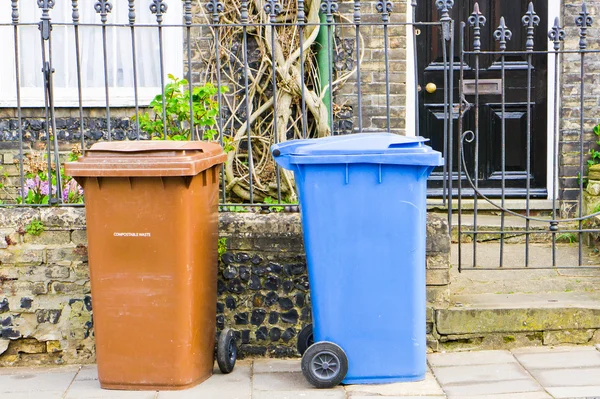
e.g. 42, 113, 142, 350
425, 83, 437, 94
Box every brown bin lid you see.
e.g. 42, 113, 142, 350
65, 141, 227, 177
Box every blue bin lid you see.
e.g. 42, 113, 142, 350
271, 133, 443, 167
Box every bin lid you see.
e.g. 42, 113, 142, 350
65, 141, 227, 177
272, 133, 443, 166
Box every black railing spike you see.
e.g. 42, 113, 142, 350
468, 3, 486, 52
494, 16, 512, 51
94, 0, 112, 24
38, 0, 55, 40
436, 0, 454, 22
12, 0, 19, 24
436, 0, 454, 41
548, 17, 566, 51
522, 2, 540, 52
353, 0, 360, 24
128, 0, 135, 25
72, 1, 80, 24
298, 0, 306, 24
240, 0, 249, 24
576, 3, 593, 50
376, 1, 393, 24
183, 0, 192, 26
149, 0, 168, 25
206, 0, 224, 24
320, 0, 338, 24
264, 0, 282, 23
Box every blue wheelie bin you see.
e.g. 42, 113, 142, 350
271, 133, 442, 388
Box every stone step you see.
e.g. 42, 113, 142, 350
430, 292, 600, 351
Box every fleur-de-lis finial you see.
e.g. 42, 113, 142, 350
522, 2, 540, 51
38, 0, 55, 40
436, 0, 454, 22
12, 0, 19, 24
468, 3, 486, 52
206, 0, 224, 24
576, 3, 593, 50
320, 0, 338, 24
149, 0, 168, 24
94, 0, 112, 23
128, 0, 135, 25
493, 17, 512, 51
264, 0, 282, 23
436, 0, 454, 40
376, 1, 393, 23
548, 17, 566, 51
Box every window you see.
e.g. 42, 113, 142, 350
0, 1, 183, 107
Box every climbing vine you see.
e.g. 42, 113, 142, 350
196, 0, 363, 202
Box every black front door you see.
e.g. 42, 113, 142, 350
417, 0, 548, 198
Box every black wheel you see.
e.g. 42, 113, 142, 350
297, 324, 314, 356
301, 342, 348, 388
217, 328, 237, 374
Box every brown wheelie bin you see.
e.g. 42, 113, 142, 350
65, 141, 237, 391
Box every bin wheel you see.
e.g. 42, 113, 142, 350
301, 342, 348, 388
297, 324, 314, 356
217, 328, 237, 374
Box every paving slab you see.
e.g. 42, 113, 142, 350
344, 370, 444, 396
0, 366, 78, 394
157, 362, 252, 399
527, 367, 600, 387
512, 346, 600, 369
428, 350, 515, 367
431, 362, 532, 386
253, 359, 301, 374
75, 365, 101, 381
545, 386, 600, 398
441, 379, 545, 397
252, 370, 319, 392
1, 392, 65, 399
64, 379, 157, 399
445, 393, 551, 399
253, 391, 345, 399
349, 396, 446, 399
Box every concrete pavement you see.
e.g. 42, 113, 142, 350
1, 345, 600, 399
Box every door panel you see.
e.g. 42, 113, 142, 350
417, 0, 548, 197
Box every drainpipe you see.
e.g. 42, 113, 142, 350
316, 11, 332, 126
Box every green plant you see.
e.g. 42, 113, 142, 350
218, 237, 227, 261
263, 196, 297, 212
16, 145, 84, 205
583, 123, 600, 185
556, 232, 577, 244
25, 219, 44, 236
136, 75, 228, 141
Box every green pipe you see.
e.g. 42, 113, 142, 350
315, 11, 332, 126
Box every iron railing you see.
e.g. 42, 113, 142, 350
456, 2, 600, 270
0, 0, 452, 214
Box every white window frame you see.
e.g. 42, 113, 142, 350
0, 1, 183, 108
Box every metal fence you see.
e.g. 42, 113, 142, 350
3, 1, 600, 270
455, 2, 600, 270
0, 0, 452, 213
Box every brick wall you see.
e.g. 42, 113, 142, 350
335, 0, 407, 134
560, 2, 600, 215
0, 208, 450, 366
